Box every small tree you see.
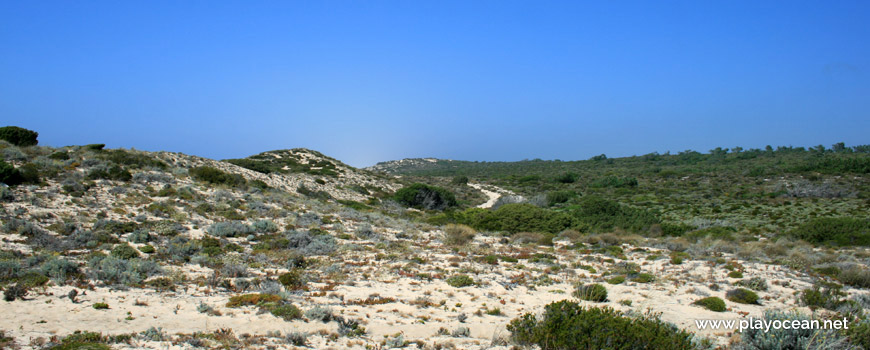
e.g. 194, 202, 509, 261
0, 126, 38, 146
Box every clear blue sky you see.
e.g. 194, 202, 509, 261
2, 1, 868, 167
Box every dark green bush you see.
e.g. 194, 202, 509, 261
0, 160, 23, 186
726, 288, 760, 305
86, 165, 132, 182
0, 126, 38, 146
507, 300, 696, 350
458, 203, 575, 234
799, 282, 846, 312
270, 304, 302, 321
692, 296, 726, 312
789, 217, 870, 246
278, 269, 307, 290
546, 190, 577, 206
570, 196, 659, 233
554, 172, 578, 183
591, 176, 638, 188
631, 273, 655, 283
393, 183, 457, 210
100, 149, 166, 169
686, 226, 737, 242
110, 244, 140, 260
446, 274, 475, 287
189, 166, 247, 188
573, 283, 607, 302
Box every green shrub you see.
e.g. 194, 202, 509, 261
546, 190, 577, 206
139, 245, 155, 254
574, 283, 607, 302
446, 274, 475, 288
85, 165, 132, 182
278, 269, 306, 290
591, 176, 638, 188
606, 276, 625, 284
789, 217, 870, 246
630, 273, 655, 283
100, 149, 166, 169
0, 126, 38, 146
189, 166, 247, 187
0, 160, 23, 186
393, 183, 457, 210
507, 300, 696, 350
726, 288, 760, 305
270, 304, 302, 321
686, 226, 737, 242
554, 172, 578, 183
727, 271, 744, 278
92, 302, 109, 309
460, 203, 575, 234
110, 244, 140, 260
570, 196, 659, 233
692, 297, 726, 312
799, 282, 846, 312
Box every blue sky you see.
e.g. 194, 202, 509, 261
1, 1, 868, 167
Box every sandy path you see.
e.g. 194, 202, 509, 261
468, 183, 512, 208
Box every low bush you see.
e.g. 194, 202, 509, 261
574, 283, 607, 302
726, 288, 760, 305
87, 256, 162, 286
554, 172, 578, 184
278, 269, 306, 290
0, 160, 23, 186
3, 283, 27, 301
789, 217, 870, 246
459, 203, 575, 234
546, 190, 577, 206
591, 176, 638, 188
446, 274, 475, 288
40, 257, 80, 282
800, 282, 846, 312
85, 164, 132, 182
111, 244, 140, 260
270, 304, 302, 321
393, 183, 457, 210
692, 297, 726, 312
735, 277, 768, 291
630, 273, 655, 283
570, 196, 659, 233
226, 293, 282, 308
507, 300, 696, 349
836, 265, 870, 288
443, 224, 476, 245
305, 306, 334, 322
606, 276, 625, 284
208, 221, 254, 238
189, 166, 246, 187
